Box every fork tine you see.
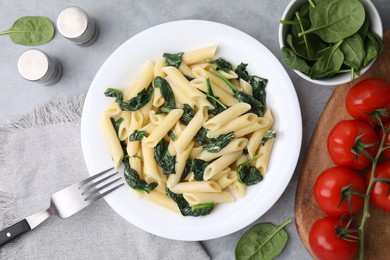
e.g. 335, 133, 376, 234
80, 171, 119, 195
85, 183, 124, 204
78, 167, 115, 187
84, 177, 122, 201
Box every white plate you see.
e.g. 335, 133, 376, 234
81, 20, 302, 241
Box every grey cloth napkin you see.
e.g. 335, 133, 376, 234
0, 96, 210, 260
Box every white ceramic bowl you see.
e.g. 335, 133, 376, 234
279, 0, 383, 86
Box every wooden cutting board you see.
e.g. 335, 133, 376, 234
295, 30, 390, 259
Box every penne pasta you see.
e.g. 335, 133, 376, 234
170, 181, 222, 194
182, 45, 217, 65
102, 115, 124, 168
203, 151, 242, 180
183, 191, 234, 205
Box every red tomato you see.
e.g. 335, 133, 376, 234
345, 78, 390, 125
309, 217, 358, 260
379, 122, 390, 159
367, 161, 390, 212
314, 167, 365, 217
328, 120, 379, 170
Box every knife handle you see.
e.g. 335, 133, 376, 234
0, 219, 31, 247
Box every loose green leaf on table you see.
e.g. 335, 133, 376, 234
0, 16, 55, 46
299, 0, 365, 43
154, 76, 176, 109
163, 52, 183, 68
235, 218, 292, 260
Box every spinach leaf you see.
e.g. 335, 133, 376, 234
194, 127, 209, 146
358, 17, 370, 40
340, 33, 365, 70
296, 10, 316, 60
205, 78, 227, 116
310, 41, 344, 79
181, 158, 193, 181
155, 107, 171, 115
287, 33, 327, 61
281, 47, 311, 75
153, 76, 175, 109
104, 88, 123, 104
235, 63, 250, 81
0, 16, 54, 46
110, 117, 123, 136
154, 139, 176, 174
180, 104, 195, 125
168, 129, 176, 141
163, 52, 183, 68
211, 68, 265, 117
300, 0, 365, 43
260, 131, 276, 146
123, 159, 157, 193
250, 75, 268, 107
235, 218, 292, 260
363, 32, 384, 67
204, 132, 234, 153
192, 159, 209, 181
210, 58, 233, 72
129, 130, 147, 141
236, 153, 263, 186
120, 84, 154, 111
166, 188, 215, 216
237, 166, 263, 186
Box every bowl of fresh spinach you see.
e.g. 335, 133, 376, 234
279, 0, 383, 86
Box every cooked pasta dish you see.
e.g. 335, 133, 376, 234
102, 46, 275, 216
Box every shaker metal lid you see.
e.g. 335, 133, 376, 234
18, 49, 49, 81
57, 7, 88, 39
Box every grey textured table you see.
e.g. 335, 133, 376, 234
0, 0, 389, 259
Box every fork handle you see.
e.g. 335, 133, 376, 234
0, 219, 31, 247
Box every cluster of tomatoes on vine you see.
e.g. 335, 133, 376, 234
308, 78, 390, 260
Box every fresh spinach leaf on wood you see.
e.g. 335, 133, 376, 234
110, 117, 123, 137
0, 16, 54, 46
153, 76, 175, 109
235, 218, 292, 260
166, 188, 215, 216
163, 52, 183, 68
299, 0, 365, 43
154, 139, 176, 174
209, 58, 233, 72
281, 47, 311, 75
123, 159, 157, 193
204, 132, 234, 153
129, 130, 147, 141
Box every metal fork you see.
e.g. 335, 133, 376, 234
0, 167, 123, 247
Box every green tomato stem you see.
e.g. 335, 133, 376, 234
358, 125, 389, 260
